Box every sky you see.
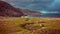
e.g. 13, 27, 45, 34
2, 0, 60, 17
1, 0, 60, 10
2, 0, 60, 11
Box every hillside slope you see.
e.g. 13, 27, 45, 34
0, 1, 24, 17
0, 1, 41, 17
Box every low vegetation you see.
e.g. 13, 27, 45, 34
0, 17, 60, 34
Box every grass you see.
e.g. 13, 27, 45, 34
0, 17, 60, 34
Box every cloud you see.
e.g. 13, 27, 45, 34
2, 0, 60, 11
51, 0, 60, 11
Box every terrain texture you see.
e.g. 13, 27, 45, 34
0, 17, 60, 34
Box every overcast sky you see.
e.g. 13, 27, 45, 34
2, 0, 60, 12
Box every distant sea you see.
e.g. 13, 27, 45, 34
28, 13, 60, 18
39, 13, 60, 18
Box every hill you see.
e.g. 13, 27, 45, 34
0, 1, 41, 17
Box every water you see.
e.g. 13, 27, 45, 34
40, 14, 60, 18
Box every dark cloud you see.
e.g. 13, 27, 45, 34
2, 0, 60, 11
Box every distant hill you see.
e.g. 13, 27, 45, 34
0, 1, 41, 17
17, 8, 41, 16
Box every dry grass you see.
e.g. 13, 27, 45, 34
0, 17, 60, 34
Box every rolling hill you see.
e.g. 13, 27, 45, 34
0, 1, 41, 17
